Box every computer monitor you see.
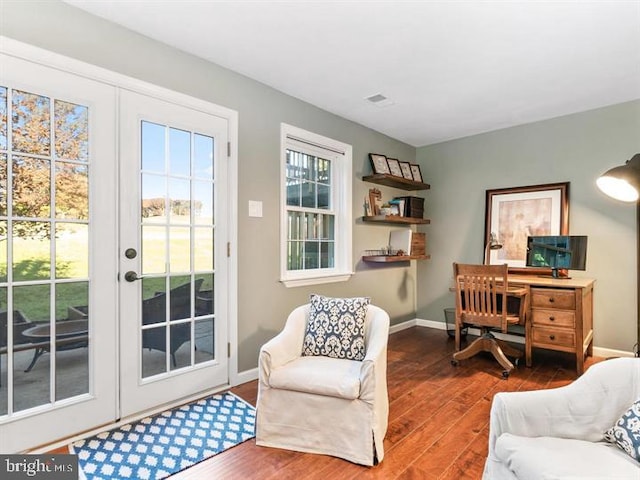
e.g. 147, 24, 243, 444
526, 235, 588, 278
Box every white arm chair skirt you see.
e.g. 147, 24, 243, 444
256, 304, 390, 466
483, 357, 640, 480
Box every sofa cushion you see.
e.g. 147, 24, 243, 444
604, 397, 640, 462
495, 433, 640, 480
302, 294, 369, 361
268, 356, 361, 399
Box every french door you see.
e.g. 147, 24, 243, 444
1, 46, 234, 452
0, 53, 118, 452
119, 90, 229, 417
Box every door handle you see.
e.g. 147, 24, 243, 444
124, 271, 145, 282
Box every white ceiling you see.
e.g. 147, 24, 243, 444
64, 0, 640, 147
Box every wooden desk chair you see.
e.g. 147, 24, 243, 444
451, 262, 527, 379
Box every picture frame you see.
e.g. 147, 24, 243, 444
386, 158, 403, 177
484, 182, 569, 273
399, 161, 413, 180
369, 153, 390, 175
410, 164, 423, 183
368, 188, 382, 216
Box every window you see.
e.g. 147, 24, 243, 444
280, 124, 352, 287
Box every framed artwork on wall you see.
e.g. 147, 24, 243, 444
386, 158, 403, 177
410, 164, 423, 182
484, 182, 569, 273
369, 153, 390, 175
399, 161, 413, 180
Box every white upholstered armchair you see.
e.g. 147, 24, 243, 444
484, 357, 640, 479
256, 302, 390, 466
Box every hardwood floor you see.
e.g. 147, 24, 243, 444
57, 326, 603, 479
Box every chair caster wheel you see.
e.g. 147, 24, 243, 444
502, 371, 510, 379
451, 359, 459, 367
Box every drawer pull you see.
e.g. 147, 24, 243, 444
549, 316, 555, 321
548, 298, 555, 303
549, 335, 556, 340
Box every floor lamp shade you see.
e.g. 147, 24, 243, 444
596, 153, 640, 202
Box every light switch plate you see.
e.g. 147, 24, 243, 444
248, 200, 263, 218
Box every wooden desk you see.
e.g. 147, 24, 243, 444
508, 275, 595, 375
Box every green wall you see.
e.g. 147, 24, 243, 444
416, 100, 640, 353
0, 0, 421, 372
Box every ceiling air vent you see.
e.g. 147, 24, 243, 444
365, 93, 394, 108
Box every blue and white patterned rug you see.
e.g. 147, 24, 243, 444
70, 392, 256, 480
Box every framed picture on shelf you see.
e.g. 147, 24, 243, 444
369, 153, 390, 175
484, 182, 569, 273
410, 164, 423, 183
386, 158, 403, 177
399, 161, 414, 180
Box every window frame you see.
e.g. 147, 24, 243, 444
280, 123, 353, 287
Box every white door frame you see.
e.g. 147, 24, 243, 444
0, 37, 239, 450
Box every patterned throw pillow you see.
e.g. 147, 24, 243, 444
604, 397, 640, 462
302, 294, 370, 361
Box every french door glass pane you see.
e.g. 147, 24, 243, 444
139, 123, 215, 379
1, 86, 91, 418
12, 90, 50, 156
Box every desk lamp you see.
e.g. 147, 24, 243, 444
597, 153, 640, 356
484, 232, 503, 265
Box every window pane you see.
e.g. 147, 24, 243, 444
142, 279, 166, 327
56, 281, 88, 320
194, 227, 213, 272
0, 153, 6, 216
302, 155, 316, 181
304, 241, 319, 269
55, 223, 88, 279
55, 162, 88, 219
194, 181, 213, 225
195, 318, 214, 364
142, 226, 166, 275
305, 213, 319, 240
286, 178, 300, 206
301, 181, 316, 208
12, 156, 51, 218
194, 133, 213, 180
54, 100, 88, 161
169, 128, 190, 177
195, 273, 214, 316
169, 178, 190, 222
288, 211, 303, 240
0, 287, 6, 415
170, 321, 192, 370
320, 242, 334, 268
321, 214, 335, 240
141, 121, 165, 173
0, 221, 6, 282
0, 86, 6, 150
13, 221, 50, 281
317, 184, 330, 209
142, 174, 166, 221
317, 158, 331, 184
288, 241, 302, 270
169, 275, 192, 321
142, 326, 167, 377
12, 90, 50, 156
169, 226, 190, 272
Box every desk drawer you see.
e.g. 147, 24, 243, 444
531, 288, 576, 310
531, 308, 575, 328
532, 326, 575, 349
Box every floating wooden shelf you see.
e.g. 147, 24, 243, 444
362, 254, 431, 263
362, 215, 430, 225
362, 174, 430, 191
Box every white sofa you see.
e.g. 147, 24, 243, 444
256, 303, 389, 466
483, 357, 640, 479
